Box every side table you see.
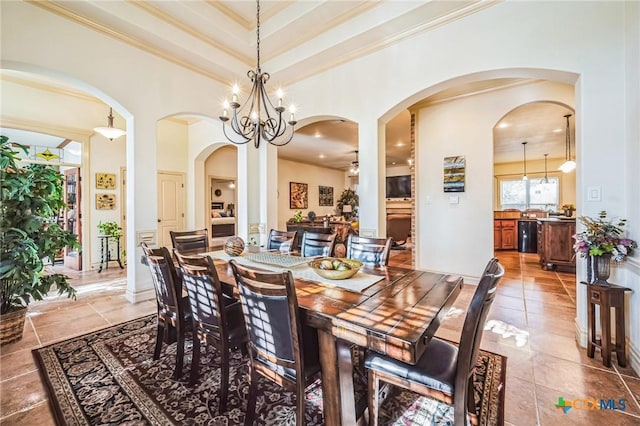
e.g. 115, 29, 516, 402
581, 282, 631, 367
98, 235, 124, 273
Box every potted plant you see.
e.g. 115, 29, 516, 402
0, 136, 79, 344
97, 220, 125, 263
573, 210, 637, 285
337, 188, 359, 218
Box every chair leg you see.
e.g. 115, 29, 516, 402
367, 370, 379, 426
219, 348, 229, 413
154, 322, 164, 360
296, 386, 306, 426
189, 336, 201, 386
244, 367, 258, 426
174, 322, 184, 379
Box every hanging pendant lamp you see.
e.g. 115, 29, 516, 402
521, 141, 528, 181
93, 107, 126, 141
559, 113, 576, 173
541, 153, 549, 184
350, 150, 359, 175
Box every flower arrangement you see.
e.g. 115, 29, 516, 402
561, 203, 575, 211
573, 211, 636, 262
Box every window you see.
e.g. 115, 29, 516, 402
499, 176, 559, 211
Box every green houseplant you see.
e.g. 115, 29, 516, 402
336, 188, 359, 217
0, 136, 79, 344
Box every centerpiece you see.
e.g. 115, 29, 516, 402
573, 210, 636, 285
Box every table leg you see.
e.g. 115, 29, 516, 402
318, 330, 357, 426
116, 239, 124, 269
600, 304, 612, 368
587, 302, 595, 358
98, 237, 106, 273
615, 305, 627, 367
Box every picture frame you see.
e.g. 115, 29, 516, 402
443, 156, 465, 192
96, 193, 116, 210
96, 173, 117, 189
289, 182, 308, 209
319, 185, 334, 206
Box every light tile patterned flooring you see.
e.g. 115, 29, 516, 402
1, 251, 639, 425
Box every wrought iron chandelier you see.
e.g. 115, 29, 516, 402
559, 113, 576, 173
219, 0, 297, 148
350, 150, 360, 175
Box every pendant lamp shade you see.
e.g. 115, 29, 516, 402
559, 114, 576, 173
94, 108, 126, 141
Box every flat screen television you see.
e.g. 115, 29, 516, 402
386, 175, 412, 199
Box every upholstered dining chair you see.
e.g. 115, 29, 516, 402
141, 243, 191, 379
170, 228, 210, 252
345, 235, 393, 266
174, 252, 248, 411
300, 231, 336, 257
266, 229, 297, 252
229, 260, 322, 426
365, 258, 505, 426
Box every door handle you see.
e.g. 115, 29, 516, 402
157, 219, 161, 223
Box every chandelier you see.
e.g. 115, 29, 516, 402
93, 107, 126, 141
219, 0, 297, 148
559, 113, 576, 173
350, 150, 360, 175
521, 141, 528, 181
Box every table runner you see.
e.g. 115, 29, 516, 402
202, 250, 383, 292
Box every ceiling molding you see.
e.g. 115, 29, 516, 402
27, 0, 228, 84
129, 1, 253, 65
1, 74, 101, 104
1, 115, 93, 143
204, 0, 251, 30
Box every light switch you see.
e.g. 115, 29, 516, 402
449, 195, 459, 204
426, 196, 432, 205
587, 186, 601, 201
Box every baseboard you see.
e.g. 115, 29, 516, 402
575, 318, 587, 348
629, 341, 640, 376
125, 287, 155, 303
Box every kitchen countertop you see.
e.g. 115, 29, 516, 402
537, 217, 576, 222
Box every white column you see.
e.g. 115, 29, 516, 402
357, 120, 386, 238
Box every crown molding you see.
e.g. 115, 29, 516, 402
0, 115, 92, 143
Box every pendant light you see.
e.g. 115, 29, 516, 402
541, 153, 549, 184
521, 141, 528, 181
350, 150, 359, 175
559, 113, 576, 173
93, 107, 126, 141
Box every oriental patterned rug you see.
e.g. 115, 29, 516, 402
33, 315, 505, 425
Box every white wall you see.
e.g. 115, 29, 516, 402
157, 120, 188, 173
277, 158, 346, 230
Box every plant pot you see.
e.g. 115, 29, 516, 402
565, 209, 573, 217
587, 254, 612, 285
0, 306, 28, 345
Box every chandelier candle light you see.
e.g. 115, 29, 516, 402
219, 0, 297, 148
93, 107, 126, 141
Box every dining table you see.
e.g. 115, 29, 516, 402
185, 248, 463, 425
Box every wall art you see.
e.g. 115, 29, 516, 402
289, 182, 308, 209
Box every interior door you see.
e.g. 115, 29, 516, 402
63, 167, 82, 270
158, 172, 185, 247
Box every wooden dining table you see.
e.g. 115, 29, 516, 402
188, 249, 463, 425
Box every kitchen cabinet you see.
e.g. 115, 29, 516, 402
494, 219, 517, 250
537, 218, 576, 272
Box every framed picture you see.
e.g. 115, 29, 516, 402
289, 182, 308, 209
96, 173, 117, 189
443, 156, 465, 192
319, 185, 333, 206
96, 193, 116, 210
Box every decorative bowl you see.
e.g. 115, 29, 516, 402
224, 236, 245, 257
307, 257, 363, 280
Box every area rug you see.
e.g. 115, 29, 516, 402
33, 315, 506, 425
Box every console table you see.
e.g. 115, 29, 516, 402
581, 282, 631, 367
98, 235, 124, 273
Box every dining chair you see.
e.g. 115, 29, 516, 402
174, 252, 248, 411
266, 229, 297, 252
300, 231, 336, 257
170, 228, 210, 252
345, 235, 393, 266
364, 258, 505, 426
141, 243, 191, 379
229, 260, 322, 426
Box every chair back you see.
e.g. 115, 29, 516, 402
229, 260, 304, 382
266, 229, 297, 251
386, 214, 411, 245
174, 252, 227, 339
345, 235, 392, 266
300, 231, 336, 257
141, 243, 182, 314
170, 229, 209, 252
454, 258, 504, 415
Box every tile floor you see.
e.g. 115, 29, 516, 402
1, 251, 639, 425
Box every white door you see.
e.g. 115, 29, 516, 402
157, 172, 185, 247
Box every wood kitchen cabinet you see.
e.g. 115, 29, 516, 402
494, 219, 516, 250
537, 218, 576, 272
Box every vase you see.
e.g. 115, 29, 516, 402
564, 209, 573, 217
589, 254, 612, 285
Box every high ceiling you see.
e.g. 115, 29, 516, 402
5, 1, 574, 169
